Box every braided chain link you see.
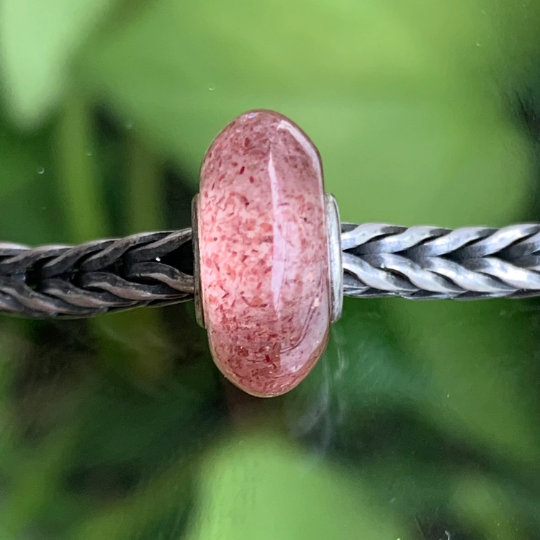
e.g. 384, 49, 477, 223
5, 221, 540, 318
342, 222, 540, 300
0, 230, 194, 318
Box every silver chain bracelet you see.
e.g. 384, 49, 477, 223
3, 109, 539, 397
2, 222, 540, 319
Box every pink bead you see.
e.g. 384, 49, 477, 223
197, 110, 331, 397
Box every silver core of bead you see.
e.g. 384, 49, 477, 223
191, 195, 205, 328
325, 193, 343, 323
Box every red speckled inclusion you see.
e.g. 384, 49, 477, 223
198, 110, 330, 397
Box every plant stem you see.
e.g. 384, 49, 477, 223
56, 90, 108, 243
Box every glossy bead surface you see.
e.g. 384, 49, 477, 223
198, 110, 330, 397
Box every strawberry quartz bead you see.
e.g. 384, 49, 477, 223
197, 110, 331, 397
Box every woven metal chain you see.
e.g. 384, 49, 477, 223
342, 222, 540, 300
0, 230, 194, 318
3, 222, 540, 318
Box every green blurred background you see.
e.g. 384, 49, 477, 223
1, 0, 540, 538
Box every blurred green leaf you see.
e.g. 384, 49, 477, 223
452, 474, 538, 539
77, 0, 536, 228
68, 440, 195, 540
184, 431, 411, 540
287, 300, 428, 413
289, 299, 540, 468
388, 300, 540, 468
0, 0, 117, 128
0, 427, 77, 536
288, 299, 540, 502
56, 91, 109, 242
0, 117, 49, 195
386, 0, 540, 89
0, 175, 64, 244
0, 316, 221, 539
0, 109, 64, 243
72, 0, 459, 176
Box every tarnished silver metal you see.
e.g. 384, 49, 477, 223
5, 219, 540, 318
0, 230, 194, 318
341, 222, 540, 299
325, 193, 343, 323
191, 195, 205, 328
